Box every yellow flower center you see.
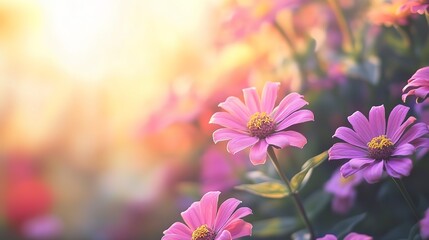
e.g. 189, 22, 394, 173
192, 225, 215, 240
247, 112, 276, 138
367, 135, 394, 160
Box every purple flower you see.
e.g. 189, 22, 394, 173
420, 208, 429, 239
317, 232, 373, 240
400, 0, 429, 15
210, 82, 314, 165
329, 105, 429, 183
324, 169, 363, 214
403, 66, 429, 103
162, 191, 252, 240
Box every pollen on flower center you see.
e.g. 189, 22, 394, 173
367, 135, 395, 160
192, 224, 216, 240
247, 112, 276, 138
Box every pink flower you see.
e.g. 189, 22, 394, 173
162, 191, 252, 240
210, 82, 314, 165
400, 0, 429, 14
329, 105, 429, 183
403, 66, 429, 103
324, 169, 363, 214
317, 232, 373, 240
420, 208, 429, 239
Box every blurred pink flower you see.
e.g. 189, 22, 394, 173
329, 105, 429, 183
162, 191, 252, 240
403, 66, 429, 103
22, 215, 62, 240
210, 81, 314, 165
400, 0, 429, 14
324, 169, 363, 214
317, 232, 373, 240
420, 208, 429, 239
201, 145, 249, 193
222, 0, 301, 40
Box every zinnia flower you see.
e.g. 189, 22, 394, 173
402, 66, 429, 103
162, 191, 252, 240
420, 208, 429, 239
400, 0, 429, 14
210, 82, 314, 165
329, 104, 428, 183
317, 232, 372, 240
324, 169, 363, 214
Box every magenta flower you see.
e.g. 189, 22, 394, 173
420, 208, 429, 239
329, 105, 429, 183
210, 82, 314, 165
162, 191, 252, 240
324, 169, 363, 214
317, 232, 372, 240
400, 0, 429, 14
403, 66, 429, 103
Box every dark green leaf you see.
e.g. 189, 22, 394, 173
331, 213, 366, 239
290, 151, 328, 192
303, 190, 331, 219
235, 182, 290, 198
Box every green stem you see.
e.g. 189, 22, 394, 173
326, 0, 355, 54
391, 177, 420, 222
272, 20, 308, 93
267, 147, 316, 240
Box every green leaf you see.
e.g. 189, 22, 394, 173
246, 171, 280, 184
290, 151, 328, 192
235, 182, 290, 198
252, 216, 298, 237
303, 190, 331, 219
331, 213, 367, 239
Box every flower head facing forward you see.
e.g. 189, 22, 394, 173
210, 82, 314, 165
162, 191, 252, 240
402, 66, 429, 103
329, 105, 429, 184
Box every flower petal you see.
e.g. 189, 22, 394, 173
276, 109, 314, 131
268, 130, 307, 148
363, 161, 384, 184
214, 198, 241, 232
333, 126, 367, 148
215, 230, 232, 240
329, 143, 367, 160
243, 87, 261, 113
368, 105, 386, 136
397, 122, 429, 146
261, 82, 280, 113
348, 158, 375, 169
199, 191, 220, 228
213, 128, 246, 144
347, 111, 373, 143
249, 139, 269, 165
161, 233, 191, 240
181, 202, 203, 230
391, 143, 415, 157
226, 136, 259, 154
340, 162, 362, 178
386, 105, 409, 138
385, 158, 413, 178
222, 219, 252, 239
390, 116, 416, 144
162, 222, 192, 238
273, 93, 309, 123
219, 96, 251, 123
210, 112, 247, 131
